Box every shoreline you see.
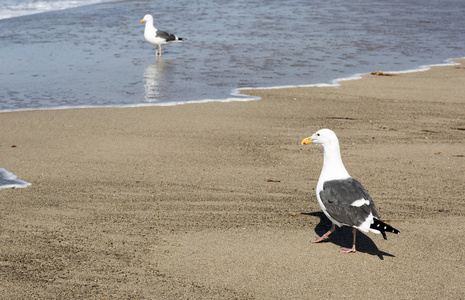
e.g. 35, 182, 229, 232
1, 59, 464, 298
1, 57, 463, 114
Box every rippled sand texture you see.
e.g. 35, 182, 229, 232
1, 59, 464, 298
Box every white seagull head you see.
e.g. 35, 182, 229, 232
141, 14, 154, 24
301, 128, 339, 147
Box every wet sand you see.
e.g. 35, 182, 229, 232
1, 59, 464, 298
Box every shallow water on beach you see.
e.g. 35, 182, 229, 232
0, 0, 464, 111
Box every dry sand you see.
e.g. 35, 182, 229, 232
1, 59, 465, 299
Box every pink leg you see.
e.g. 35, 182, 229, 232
312, 224, 336, 243
340, 228, 357, 253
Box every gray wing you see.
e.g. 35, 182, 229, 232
319, 178, 380, 227
156, 30, 177, 42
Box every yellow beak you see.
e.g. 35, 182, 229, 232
301, 137, 314, 145
141, 19, 146, 23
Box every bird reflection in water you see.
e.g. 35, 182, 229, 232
143, 62, 165, 102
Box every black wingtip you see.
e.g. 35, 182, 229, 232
371, 218, 400, 238
381, 231, 387, 240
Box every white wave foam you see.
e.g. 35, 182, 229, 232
0, 0, 113, 20
0, 168, 31, 190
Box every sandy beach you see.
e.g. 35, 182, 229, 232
1, 59, 465, 298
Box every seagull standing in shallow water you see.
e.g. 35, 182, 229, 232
141, 14, 183, 57
301, 129, 399, 253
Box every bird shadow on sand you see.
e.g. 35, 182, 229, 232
302, 212, 395, 260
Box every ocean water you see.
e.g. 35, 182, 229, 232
0, 0, 464, 111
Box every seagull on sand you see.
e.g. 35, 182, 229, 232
141, 14, 183, 57
301, 129, 399, 253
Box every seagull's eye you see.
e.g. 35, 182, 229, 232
316, 133, 320, 136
